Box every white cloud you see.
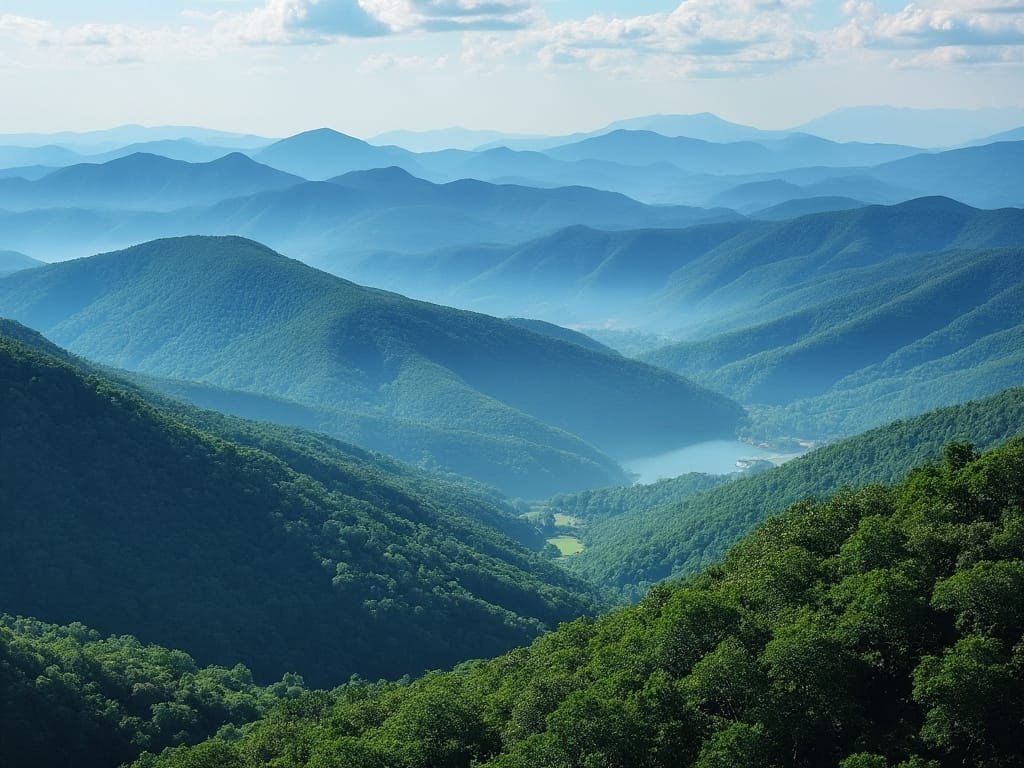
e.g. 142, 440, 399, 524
838, 0, 1024, 49
459, 0, 818, 78
205, 0, 539, 43
2, 1, 1023, 79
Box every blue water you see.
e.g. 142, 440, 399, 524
624, 440, 776, 484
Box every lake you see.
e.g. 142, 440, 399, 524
624, 440, 779, 484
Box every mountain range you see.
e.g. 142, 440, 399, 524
0, 160, 733, 262
0, 152, 302, 212
3, 104, 1024, 768
0, 236, 743, 496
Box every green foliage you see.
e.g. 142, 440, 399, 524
572, 387, 1024, 597
133, 438, 1024, 768
0, 335, 603, 687
545, 471, 729, 522
0, 615, 289, 768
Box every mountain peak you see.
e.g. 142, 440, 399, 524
285, 127, 366, 145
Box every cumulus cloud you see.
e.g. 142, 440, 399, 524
3, 1, 1024, 76
462, 0, 818, 77
207, 0, 539, 42
209, 0, 390, 43
838, 0, 1024, 49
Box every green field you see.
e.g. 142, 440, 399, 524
546, 535, 585, 556
553, 513, 580, 527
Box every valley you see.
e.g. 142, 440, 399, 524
2, 15, 1024, 764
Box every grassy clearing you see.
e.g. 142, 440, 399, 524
546, 535, 585, 556
553, 513, 580, 527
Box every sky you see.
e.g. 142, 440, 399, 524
2, 0, 1024, 138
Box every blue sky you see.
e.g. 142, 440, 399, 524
1, 1, 1023, 137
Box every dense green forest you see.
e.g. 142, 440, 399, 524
643, 242, 1024, 439
571, 388, 1024, 597
0, 331, 603, 686
546, 472, 730, 522
125, 372, 629, 499
0, 615, 298, 768
131, 437, 1024, 768
0, 236, 743, 496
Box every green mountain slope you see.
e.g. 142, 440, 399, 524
502, 317, 620, 357
0, 333, 603, 685
0, 236, 743, 495
0, 615, 296, 768
118, 372, 629, 499
642, 244, 1024, 436
134, 436, 1024, 768
571, 388, 1024, 596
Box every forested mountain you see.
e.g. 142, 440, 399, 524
0, 237, 743, 495
134, 436, 1024, 768
344, 198, 1024, 440
642, 248, 1024, 436
0, 331, 607, 685
351, 198, 1024, 329
571, 388, 1024, 596
546, 471, 730, 523
0, 615, 299, 768
0, 152, 303, 211
502, 318, 619, 357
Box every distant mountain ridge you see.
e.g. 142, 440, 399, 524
545, 130, 923, 174
350, 197, 1024, 329
0, 163, 736, 263
0, 152, 303, 211
0, 124, 275, 152
794, 105, 1024, 146
253, 128, 416, 179
0, 251, 43, 277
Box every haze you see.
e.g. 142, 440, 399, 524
2, 0, 1024, 138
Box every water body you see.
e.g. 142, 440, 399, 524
624, 440, 778, 484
